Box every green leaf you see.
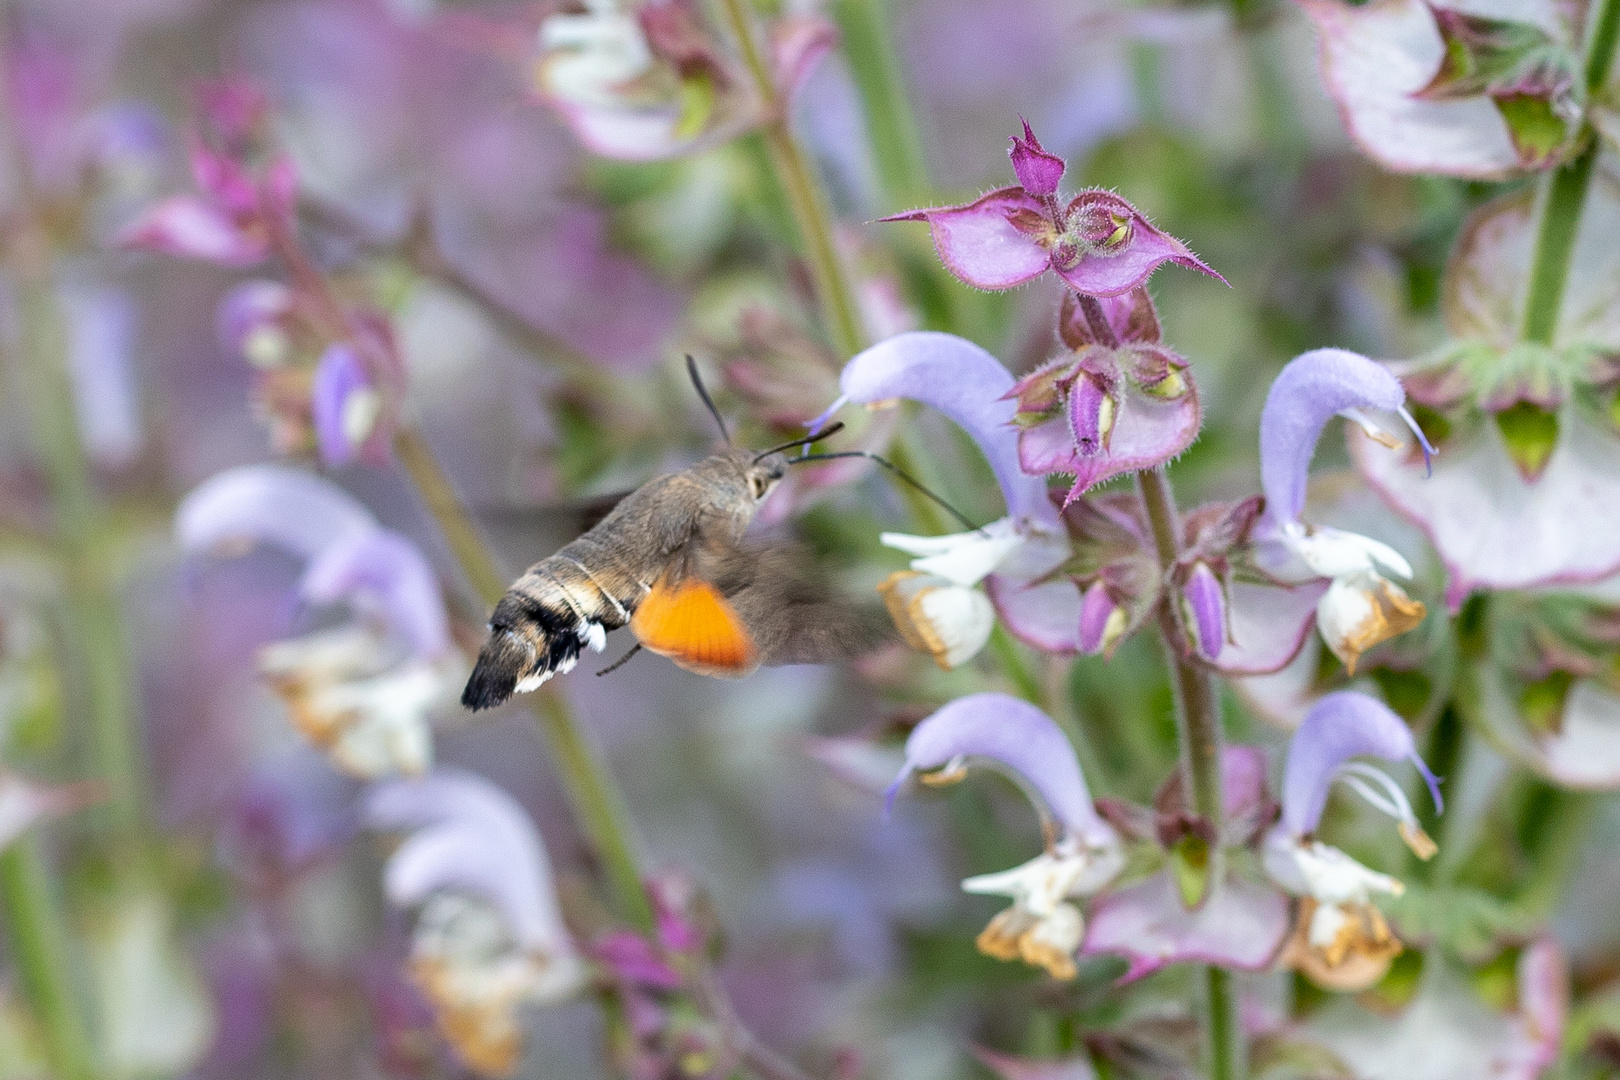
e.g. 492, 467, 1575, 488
1518, 669, 1575, 735
1495, 93, 1576, 168
1168, 833, 1211, 909
1494, 401, 1560, 480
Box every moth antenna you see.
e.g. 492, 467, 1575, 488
685, 354, 731, 444
795, 451, 985, 533
596, 643, 642, 676
753, 422, 846, 462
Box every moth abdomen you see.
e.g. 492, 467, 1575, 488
460, 566, 624, 711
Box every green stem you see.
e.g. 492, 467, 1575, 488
717, 0, 866, 360
1136, 470, 1226, 846
1204, 966, 1244, 1080
1518, 0, 1620, 344
14, 248, 147, 838
828, 0, 930, 210
1137, 467, 1240, 1080
1518, 146, 1597, 345
0, 838, 94, 1080
391, 428, 655, 932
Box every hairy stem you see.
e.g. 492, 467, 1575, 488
1136, 470, 1226, 845
1518, 0, 1620, 344
391, 427, 655, 932
0, 837, 94, 1080
1136, 467, 1240, 1080
717, 0, 865, 360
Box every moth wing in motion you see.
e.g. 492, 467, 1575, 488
699, 541, 895, 667
629, 573, 759, 678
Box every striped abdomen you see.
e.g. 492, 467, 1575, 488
460, 549, 645, 711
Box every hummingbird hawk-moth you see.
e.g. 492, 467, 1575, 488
461, 360, 890, 711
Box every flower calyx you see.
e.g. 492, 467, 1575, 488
1008, 291, 1200, 504
1414, 5, 1583, 169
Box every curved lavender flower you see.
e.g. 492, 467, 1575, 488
1263, 691, 1442, 991
888, 693, 1123, 979
177, 465, 461, 778
1258, 348, 1434, 673
881, 121, 1223, 297
825, 332, 1071, 666
366, 771, 585, 1077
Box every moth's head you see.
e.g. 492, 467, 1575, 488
744, 450, 788, 502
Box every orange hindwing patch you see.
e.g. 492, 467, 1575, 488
630, 574, 758, 678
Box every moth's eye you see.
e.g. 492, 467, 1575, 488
750, 475, 770, 499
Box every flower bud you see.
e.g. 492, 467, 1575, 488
1007, 118, 1064, 197
1181, 562, 1227, 661
1077, 581, 1128, 656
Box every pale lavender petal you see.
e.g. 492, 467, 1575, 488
1355, 406, 1620, 604
117, 196, 267, 266
1282, 690, 1441, 836
1211, 579, 1328, 676
176, 464, 376, 563
1183, 562, 1225, 661
1297, 0, 1523, 179
61, 282, 142, 469
1081, 871, 1289, 981
881, 187, 1052, 290
215, 280, 292, 359
1076, 580, 1119, 655
1051, 199, 1224, 297
986, 575, 1083, 653
897, 692, 1110, 845
1260, 348, 1407, 527
973, 1046, 1097, 1080
365, 770, 571, 953
1008, 118, 1065, 198
310, 343, 373, 468
299, 530, 451, 658
839, 332, 1059, 528
1473, 666, 1620, 789
1018, 382, 1202, 498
